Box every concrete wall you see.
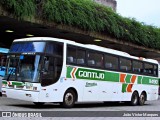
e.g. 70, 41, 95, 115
93, 0, 117, 11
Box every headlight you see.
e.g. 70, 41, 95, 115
25, 83, 37, 91
2, 83, 7, 87
33, 87, 37, 91
26, 83, 33, 90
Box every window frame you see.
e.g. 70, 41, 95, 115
104, 53, 119, 71
86, 50, 104, 69
119, 57, 132, 72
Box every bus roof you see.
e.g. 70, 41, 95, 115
0, 47, 9, 53
13, 37, 158, 64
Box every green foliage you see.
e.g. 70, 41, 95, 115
1, 0, 160, 50
0, 0, 35, 19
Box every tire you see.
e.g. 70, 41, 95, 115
139, 92, 146, 106
130, 92, 139, 106
33, 102, 45, 106
61, 89, 76, 108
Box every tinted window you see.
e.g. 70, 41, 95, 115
77, 49, 86, 65
45, 42, 63, 56
10, 42, 46, 53
105, 54, 118, 70
153, 65, 158, 76
41, 55, 63, 86
67, 47, 76, 64
87, 52, 103, 68
120, 58, 131, 71
144, 63, 153, 74
133, 61, 143, 73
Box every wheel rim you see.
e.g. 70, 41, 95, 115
140, 94, 145, 104
65, 93, 74, 106
133, 94, 138, 104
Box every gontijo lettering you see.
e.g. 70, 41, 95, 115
78, 70, 105, 79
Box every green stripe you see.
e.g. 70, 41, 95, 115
2, 80, 7, 85
122, 84, 128, 92
141, 77, 159, 85
12, 82, 24, 86
138, 76, 143, 84
66, 66, 158, 85
2, 80, 25, 86
125, 75, 132, 83
105, 72, 119, 82
66, 66, 73, 78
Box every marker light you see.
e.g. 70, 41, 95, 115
26, 34, 34, 37
5, 30, 14, 33
94, 39, 102, 42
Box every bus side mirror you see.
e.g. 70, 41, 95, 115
44, 60, 49, 71
41, 57, 49, 74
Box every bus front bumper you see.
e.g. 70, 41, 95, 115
2, 88, 40, 102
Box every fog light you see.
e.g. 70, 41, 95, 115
2, 91, 6, 94
33, 87, 37, 91
2, 84, 7, 87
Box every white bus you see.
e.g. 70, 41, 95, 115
2, 37, 159, 108
0, 47, 9, 96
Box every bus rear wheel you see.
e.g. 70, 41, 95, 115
139, 92, 146, 106
33, 102, 45, 106
61, 89, 76, 108
130, 91, 139, 106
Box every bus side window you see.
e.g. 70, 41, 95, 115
88, 60, 95, 66
120, 58, 131, 72
133, 61, 143, 73
153, 65, 158, 76
67, 46, 76, 64
105, 63, 112, 68
105, 54, 118, 70
87, 51, 103, 68
77, 49, 86, 65
67, 56, 74, 63
144, 63, 154, 75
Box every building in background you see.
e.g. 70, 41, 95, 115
93, 0, 117, 11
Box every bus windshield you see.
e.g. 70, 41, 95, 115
4, 55, 41, 83
4, 41, 63, 85
10, 42, 46, 53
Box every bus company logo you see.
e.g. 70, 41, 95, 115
70, 67, 77, 79
70, 67, 105, 80
85, 82, 97, 87
78, 70, 104, 80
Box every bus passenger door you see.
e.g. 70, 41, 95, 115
39, 56, 62, 101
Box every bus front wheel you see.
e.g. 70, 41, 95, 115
61, 89, 76, 108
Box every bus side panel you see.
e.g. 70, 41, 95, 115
38, 79, 85, 102
132, 84, 159, 101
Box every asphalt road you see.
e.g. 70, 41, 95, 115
0, 96, 160, 120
